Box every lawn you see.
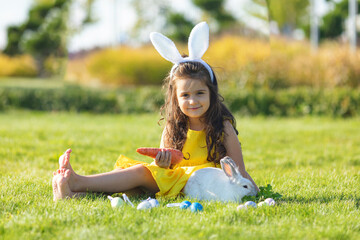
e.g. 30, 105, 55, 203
0, 111, 359, 239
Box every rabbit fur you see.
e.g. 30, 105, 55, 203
183, 156, 257, 202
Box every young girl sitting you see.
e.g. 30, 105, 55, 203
52, 22, 259, 201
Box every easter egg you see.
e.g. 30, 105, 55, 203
258, 201, 269, 207
182, 200, 192, 206
111, 197, 125, 208
190, 202, 203, 212
264, 198, 276, 206
166, 203, 182, 207
148, 198, 159, 208
237, 204, 247, 210
245, 201, 257, 208
137, 200, 152, 210
180, 201, 192, 209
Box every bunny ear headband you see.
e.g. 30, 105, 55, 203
150, 22, 214, 83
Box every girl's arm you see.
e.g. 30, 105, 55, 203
223, 120, 260, 192
159, 127, 166, 148
155, 127, 172, 168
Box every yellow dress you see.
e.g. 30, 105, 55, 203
114, 129, 219, 198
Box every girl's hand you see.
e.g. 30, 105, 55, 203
155, 150, 172, 169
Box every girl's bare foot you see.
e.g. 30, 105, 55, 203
59, 149, 72, 170
52, 170, 61, 201
52, 169, 76, 201
58, 149, 80, 192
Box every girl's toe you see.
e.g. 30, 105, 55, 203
64, 169, 70, 178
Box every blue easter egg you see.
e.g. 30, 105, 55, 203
148, 198, 159, 208
179, 201, 192, 209
245, 201, 257, 208
190, 202, 203, 212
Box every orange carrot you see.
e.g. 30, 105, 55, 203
136, 147, 183, 164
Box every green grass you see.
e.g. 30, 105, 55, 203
0, 111, 359, 239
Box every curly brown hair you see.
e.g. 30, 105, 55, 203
160, 61, 238, 164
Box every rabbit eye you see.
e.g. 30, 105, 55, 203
243, 185, 248, 189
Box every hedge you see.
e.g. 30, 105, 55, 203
0, 86, 359, 117
66, 37, 360, 89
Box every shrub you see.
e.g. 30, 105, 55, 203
0, 54, 37, 77
0, 85, 359, 117
84, 47, 172, 86
222, 87, 360, 117
263, 38, 360, 89
2, 86, 119, 113
207, 35, 270, 88
66, 36, 360, 89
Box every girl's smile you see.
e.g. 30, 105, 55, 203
176, 78, 210, 126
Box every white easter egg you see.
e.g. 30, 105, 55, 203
148, 198, 159, 208
245, 201, 257, 208
258, 201, 269, 207
264, 198, 276, 206
237, 204, 247, 210
111, 197, 125, 208
137, 200, 152, 210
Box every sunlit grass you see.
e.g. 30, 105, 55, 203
0, 111, 359, 239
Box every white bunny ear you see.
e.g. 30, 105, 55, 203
188, 22, 209, 59
150, 32, 183, 64
220, 156, 242, 180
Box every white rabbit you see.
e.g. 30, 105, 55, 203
183, 156, 257, 202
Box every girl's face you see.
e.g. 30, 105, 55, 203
175, 78, 210, 122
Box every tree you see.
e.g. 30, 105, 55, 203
191, 0, 236, 30
267, 0, 309, 36
165, 13, 195, 42
249, 0, 270, 22
3, 0, 95, 77
130, 0, 196, 43
130, 0, 241, 42
23, 0, 70, 76
4, 26, 24, 56
242, 0, 270, 38
130, 0, 171, 42
318, 0, 360, 40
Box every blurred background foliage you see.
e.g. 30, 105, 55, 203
2, 0, 95, 77
267, 0, 309, 36
312, 0, 360, 40
0, 0, 359, 116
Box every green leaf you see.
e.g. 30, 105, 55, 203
241, 184, 282, 203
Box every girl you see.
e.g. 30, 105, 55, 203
52, 22, 259, 201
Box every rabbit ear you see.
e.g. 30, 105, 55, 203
220, 156, 242, 179
188, 22, 209, 59
150, 32, 183, 64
